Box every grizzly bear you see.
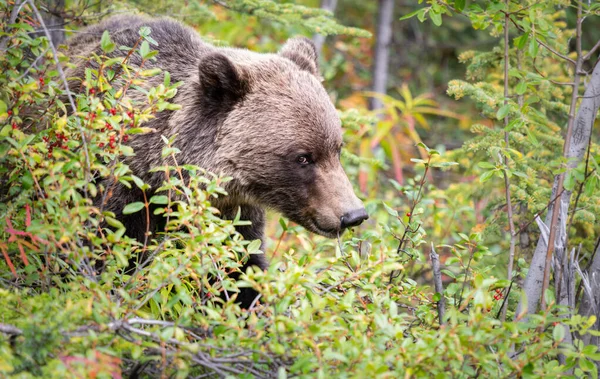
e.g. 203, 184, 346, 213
65, 15, 368, 307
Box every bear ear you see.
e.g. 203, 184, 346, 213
278, 37, 320, 78
198, 53, 248, 108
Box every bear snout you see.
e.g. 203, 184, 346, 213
340, 208, 369, 229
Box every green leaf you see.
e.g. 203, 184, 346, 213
122, 202, 145, 215
480, 170, 495, 183
527, 130, 539, 146
416, 142, 430, 152
139, 68, 162, 77
100, 31, 115, 53
130, 175, 145, 189
0, 99, 7, 115
478, 162, 495, 169
528, 38, 539, 57
399, 9, 423, 20
247, 239, 262, 254
104, 216, 125, 229
140, 41, 150, 59
455, 0, 465, 12
149, 195, 169, 205
505, 118, 523, 131
496, 104, 510, 120
382, 202, 398, 217
138, 26, 151, 38
515, 81, 527, 95
564, 171, 576, 191
278, 217, 288, 231
431, 161, 458, 168
584, 175, 598, 196
429, 10, 443, 26
514, 33, 529, 50
553, 323, 565, 342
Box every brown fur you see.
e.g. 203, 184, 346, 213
66, 15, 366, 307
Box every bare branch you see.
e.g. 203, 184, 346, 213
0, 323, 23, 336
430, 243, 446, 326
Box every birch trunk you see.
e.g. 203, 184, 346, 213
517, 62, 600, 317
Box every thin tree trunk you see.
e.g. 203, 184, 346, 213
517, 59, 600, 317
369, 0, 394, 111
312, 0, 338, 57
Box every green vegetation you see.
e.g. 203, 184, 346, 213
1, 0, 599, 377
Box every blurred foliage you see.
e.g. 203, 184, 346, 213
1, 0, 600, 378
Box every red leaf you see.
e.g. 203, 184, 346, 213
1, 245, 17, 277
25, 204, 31, 227
17, 242, 29, 266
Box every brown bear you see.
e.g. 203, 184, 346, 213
65, 15, 368, 307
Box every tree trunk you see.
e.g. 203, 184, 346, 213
312, 0, 338, 57
369, 0, 394, 111
517, 61, 600, 317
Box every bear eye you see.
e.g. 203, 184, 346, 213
296, 154, 313, 166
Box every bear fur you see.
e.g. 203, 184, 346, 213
65, 15, 366, 307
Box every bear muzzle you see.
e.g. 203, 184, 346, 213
340, 208, 369, 229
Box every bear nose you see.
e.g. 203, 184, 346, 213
340, 208, 369, 229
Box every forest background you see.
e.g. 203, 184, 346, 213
1, 0, 600, 377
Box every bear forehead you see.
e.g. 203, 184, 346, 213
221, 49, 343, 149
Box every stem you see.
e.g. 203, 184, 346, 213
500, 0, 517, 323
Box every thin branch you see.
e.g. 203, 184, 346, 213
500, 0, 517, 323
506, 16, 576, 66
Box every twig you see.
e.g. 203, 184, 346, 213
506, 16, 575, 66
583, 39, 600, 62
430, 243, 446, 326
496, 280, 514, 320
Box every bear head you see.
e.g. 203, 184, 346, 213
197, 37, 367, 238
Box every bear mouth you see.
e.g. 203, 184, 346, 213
307, 218, 341, 239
